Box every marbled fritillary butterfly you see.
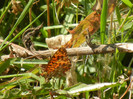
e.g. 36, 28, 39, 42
41, 47, 71, 79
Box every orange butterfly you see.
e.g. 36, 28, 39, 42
41, 47, 71, 79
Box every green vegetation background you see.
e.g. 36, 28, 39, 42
0, 0, 133, 98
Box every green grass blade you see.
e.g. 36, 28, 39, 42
64, 82, 121, 95
100, 0, 108, 44
0, 73, 41, 81
13, 59, 48, 65
43, 24, 78, 30
0, 2, 11, 22
121, 0, 133, 8
115, 6, 121, 25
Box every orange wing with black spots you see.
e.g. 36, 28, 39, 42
43, 47, 71, 78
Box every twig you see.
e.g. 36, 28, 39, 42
120, 69, 133, 99
36, 43, 133, 57
0, 39, 33, 58
0, 38, 133, 58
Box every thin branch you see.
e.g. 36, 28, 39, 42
0, 38, 133, 58
0, 39, 33, 57
36, 43, 133, 57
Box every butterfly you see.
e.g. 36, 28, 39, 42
41, 47, 71, 79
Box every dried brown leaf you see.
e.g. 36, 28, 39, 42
11, 0, 23, 15
46, 34, 72, 49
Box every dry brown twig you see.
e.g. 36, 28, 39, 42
1, 37, 133, 60
36, 43, 133, 57
0, 39, 33, 60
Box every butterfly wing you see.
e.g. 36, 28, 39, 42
43, 47, 71, 78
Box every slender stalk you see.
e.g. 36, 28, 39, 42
100, 0, 108, 44
47, 0, 51, 37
